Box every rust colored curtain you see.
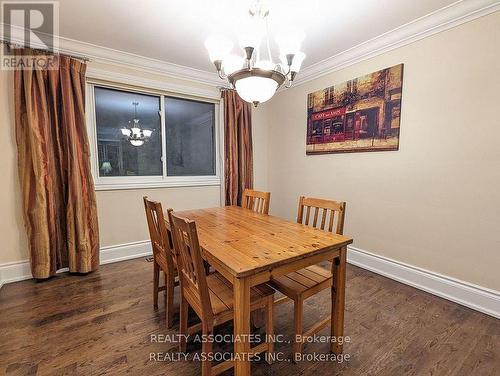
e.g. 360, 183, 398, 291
14, 50, 99, 279
222, 90, 253, 206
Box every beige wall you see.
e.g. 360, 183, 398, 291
252, 105, 269, 190
0, 69, 29, 263
2, 12, 499, 293
0, 63, 222, 264
97, 187, 220, 246
253, 12, 500, 290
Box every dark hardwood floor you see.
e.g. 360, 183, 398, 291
0, 258, 498, 376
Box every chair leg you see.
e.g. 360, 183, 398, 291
293, 297, 303, 363
153, 262, 159, 308
179, 294, 188, 353
165, 270, 175, 328
251, 309, 265, 329
201, 323, 213, 376
265, 296, 274, 364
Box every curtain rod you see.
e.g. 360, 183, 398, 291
0, 40, 91, 62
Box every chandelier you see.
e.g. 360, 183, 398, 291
205, 1, 306, 106
120, 102, 153, 147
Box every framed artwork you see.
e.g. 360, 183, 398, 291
306, 64, 404, 154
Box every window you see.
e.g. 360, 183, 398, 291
95, 87, 162, 177
88, 83, 220, 190
165, 97, 215, 176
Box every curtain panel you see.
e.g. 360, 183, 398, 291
222, 90, 253, 206
14, 50, 99, 279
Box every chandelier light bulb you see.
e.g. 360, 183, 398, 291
142, 129, 153, 138
131, 127, 141, 136
120, 127, 131, 137
223, 54, 245, 75
235, 76, 278, 104
291, 52, 306, 72
205, 36, 233, 63
130, 139, 144, 147
276, 29, 305, 56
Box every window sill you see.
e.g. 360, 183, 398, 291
94, 176, 221, 191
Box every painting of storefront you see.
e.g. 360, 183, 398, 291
306, 64, 404, 154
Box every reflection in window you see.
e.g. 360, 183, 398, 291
165, 97, 215, 176
94, 87, 162, 177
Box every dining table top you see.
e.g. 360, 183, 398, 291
173, 205, 353, 278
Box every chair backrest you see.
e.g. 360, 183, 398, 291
297, 196, 346, 235
143, 197, 175, 265
169, 212, 213, 322
241, 189, 271, 214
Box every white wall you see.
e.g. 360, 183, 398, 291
253, 11, 500, 291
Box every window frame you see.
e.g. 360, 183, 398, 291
86, 79, 222, 191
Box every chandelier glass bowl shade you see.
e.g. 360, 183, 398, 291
205, 1, 306, 106
120, 102, 153, 147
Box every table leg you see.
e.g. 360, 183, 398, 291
331, 246, 347, 354
234, 277, 251, 376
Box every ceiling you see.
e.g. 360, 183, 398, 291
54, 0, 458, 72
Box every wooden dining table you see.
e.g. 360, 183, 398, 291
172, 205, 353, 375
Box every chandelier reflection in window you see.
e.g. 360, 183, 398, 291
120, 102, 153, 146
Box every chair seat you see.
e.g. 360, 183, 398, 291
269, 264, 332, 300
206, 272, 275, 316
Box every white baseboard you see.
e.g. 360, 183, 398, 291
0, 240, 152, 290
100, 240, 152, 265
0, 260, 32, 289
347, 246, 500, 319
1, 242, 498, 319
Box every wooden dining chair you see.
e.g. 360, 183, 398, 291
269, 196, 346, 361
241, 188, 271, 214
143, 197, 178, 328
170, 211, 275, 376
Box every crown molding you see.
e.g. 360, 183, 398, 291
292, 0, 500, 86
86, 66, 221, 100
60, 36, 223, 86
0, 23, 222, 86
